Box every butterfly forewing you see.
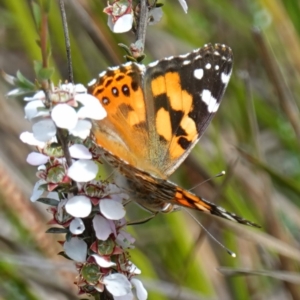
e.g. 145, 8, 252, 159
143, 44, 233, 176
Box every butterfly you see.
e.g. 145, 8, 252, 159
88, 43, 259, 228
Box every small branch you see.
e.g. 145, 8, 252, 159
135, 0, 149, 52
40, 13, 48, 68
56, 128, 73, 167
59, 0, 74, 83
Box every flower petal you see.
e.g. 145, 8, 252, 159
51, 104, 78, 129
67, 159, 98, 182
69, 144, 92, 159
30, 179, 46, 202
127, 262, 141, 275
20, 131, 46, 148
69, 217, 85, 234
113, 14, 133, 33
93, 215, 113, 240
64, 237, 87, 262
114, 293, 134, 300
116, 231, 135, 249
131, 278, 147, 300
103, 273, 131, 296
92, 254, 116, 268
100, 199, 126, 220
24, 99, 48, 119
24, 90, 45, 101
76, 94, 107, 120
65, 195, 92, 218
69, 119, 92, 139
149, 7, 163, 25
32, 119, 56, 142
74, 83, 87, 93
26, 152, 49, 166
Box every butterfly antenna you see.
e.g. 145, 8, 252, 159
189, 170, 226, 192
183, 208, 236, 257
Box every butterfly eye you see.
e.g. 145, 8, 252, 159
112, 87, 119, 97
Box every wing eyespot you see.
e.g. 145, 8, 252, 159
102, 97, 110, 105
122, 84, 130, 97
112, 87, 119, 97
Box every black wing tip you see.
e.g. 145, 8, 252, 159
211, 205, 261, 228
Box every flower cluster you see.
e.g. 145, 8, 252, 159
19, 84, 147, 299
103, 0, 187, 34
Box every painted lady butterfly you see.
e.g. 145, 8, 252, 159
88, 43, 259, 228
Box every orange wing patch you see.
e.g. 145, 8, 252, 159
89, 63, 150, 162
151, 71, 198, 160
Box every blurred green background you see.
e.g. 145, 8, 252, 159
1, 0, 300, 299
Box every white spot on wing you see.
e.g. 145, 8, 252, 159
183, 60, 191, 65
193, 68, 203, 80
195, 55, 202, 60
205, 63, 211, 69
215, 65, 220, 70
165, 56, 174, 61
108, 66, 119, 71
87, 78, 97, 86
148, 60, 159, 67
179, 53, 190, 58
123, 61, 132, 67
201, 89, 219, 113
99, 71, 106, 77
221, 72, 231, 84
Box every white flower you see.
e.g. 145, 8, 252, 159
26, 152, 49, 166
108, 14, 133, 33
64, 237, 87, 262
116, 230, 135, 249
76, 93, 107, 120
131, 278, 147, 300
69, 217, 85, 234
65, 195, 92, 218
32, 119, 56, 142
93, 215, 114, 240
21, 83, 107, 145
51, 103, 78, 129
103, 273, 132, 297
92, 254, 116, 268
30, 179, 46, 202
67, 159, 98, 182
69, 120, 92, 139
149, 7, 163, 25
100, 199, 126, 220
24, 98, 48, 120
104, 1, 134, 34
20, 131, 46, 148
69, 144, 92, 159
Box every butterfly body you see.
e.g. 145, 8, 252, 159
89, 43, 259, 228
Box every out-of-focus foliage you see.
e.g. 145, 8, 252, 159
1, 0, 300, 299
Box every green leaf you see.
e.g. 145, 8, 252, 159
37, 197, 59, 206
15, 70, 35, 90
31, 1, 41, 30
46, 227, 69, 234
33, 60, 43, 77
37, 67, 54, 80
